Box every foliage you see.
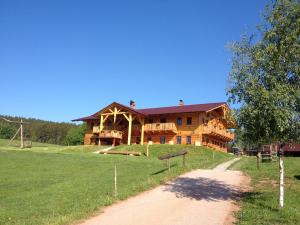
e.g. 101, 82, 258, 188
227, 0, 300, 146
0, 143, 232, 225
64, 123, 86, 145
231, 157, 300, 224
0, 115, 81, 145
0, 122, 17, 139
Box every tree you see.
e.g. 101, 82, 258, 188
227, 0, 300, 208
64, 123, 86, 146
0, 122, 17, 139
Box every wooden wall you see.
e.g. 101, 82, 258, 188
82, 108, 232, 152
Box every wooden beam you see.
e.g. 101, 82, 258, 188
113, 107, 117, 123
140, 118, 145, 145
101, 112, 128, 116
20, 119, 24, 148
127, 113, 132, 145
123, 113, 129, 121
99, 115, 104, 146
103, 114, 110, 123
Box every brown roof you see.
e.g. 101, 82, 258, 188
72, 102, 145, 122
72, 102, 227, 121
136, 102, 227, 115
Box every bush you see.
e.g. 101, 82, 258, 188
64, 124, 86, 146
0, 122, 17, 139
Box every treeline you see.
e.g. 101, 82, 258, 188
0, 115, 86, 145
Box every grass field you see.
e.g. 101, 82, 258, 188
231, 157, 300, 225
0, 139, 233, 225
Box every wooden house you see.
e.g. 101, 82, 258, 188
72, 100, 235, 152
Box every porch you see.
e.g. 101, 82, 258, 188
91, 102, 146, 146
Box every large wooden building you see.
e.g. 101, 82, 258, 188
73, 100, 235, 152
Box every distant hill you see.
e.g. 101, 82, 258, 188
0, 115, 78, 145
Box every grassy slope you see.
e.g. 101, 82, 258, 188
231, 157, 300, 225
0, 140, 233, 225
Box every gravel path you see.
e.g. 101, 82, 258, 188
78, 157, 249, 225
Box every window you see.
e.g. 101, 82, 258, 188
160, 118, 166, 123
186, 136, 191, 145
90, 122, 94, 130
177, 117, 182, 125
176, 136, 182, 144
160, 136, 166, 144
187, 117, 192, 125
148, 119, 153, 123
147, 136, 152, 142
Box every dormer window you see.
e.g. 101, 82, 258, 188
187, 117, 192, 125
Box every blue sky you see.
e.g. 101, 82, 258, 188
0, 0, 269, 122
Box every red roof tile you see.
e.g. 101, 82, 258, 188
136, 102, 227, 115
72, 102, 227, 121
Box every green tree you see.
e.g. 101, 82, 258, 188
227, 0, 300, 146
0, 122, 17, 139
227, 0, 300, 208
64, 123, 86, 146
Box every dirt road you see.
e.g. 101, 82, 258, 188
79, 158, 248, 225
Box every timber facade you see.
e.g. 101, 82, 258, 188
73, 100, 235, 152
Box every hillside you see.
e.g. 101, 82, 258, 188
0, 115, 80, 145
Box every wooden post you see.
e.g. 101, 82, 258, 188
20, 119, 24, 149
99, 115, 104, 146
140, 118, 144, 145
279, 156, 284, 207
146, 144, 149, 157
257, 152, 261, 170
114, 165, 118, 197
127, 113, 132, 145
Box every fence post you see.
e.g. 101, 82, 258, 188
146, 144, 149, 157
114, 165, 118, 197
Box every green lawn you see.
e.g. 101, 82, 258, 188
0, 140, 233, 225
0, 139, 106, 153
231, 157, 300, 225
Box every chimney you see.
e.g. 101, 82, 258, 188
179, 99, 184, 106
130, 100, 136, 109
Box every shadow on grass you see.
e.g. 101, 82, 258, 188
163, 177, 244, 201
151, 164, 177, 175
294, 175, 300, 180
241, 191, 280, 212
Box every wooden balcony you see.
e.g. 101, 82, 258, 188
144, 123, 177, 134
99, 130, 123, 139
93, 126, 100, 133
202, 126, 234, 141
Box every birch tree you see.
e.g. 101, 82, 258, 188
227, 0, 300, 208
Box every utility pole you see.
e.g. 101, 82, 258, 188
0, 117, 30, 148
20, 119, 24, 148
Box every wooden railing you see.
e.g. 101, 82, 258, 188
93, 126, 100, 133
144, 123, 177, 133
202, 126, 234, 140
93, 126, 118, 133
99, 130, 123, 139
